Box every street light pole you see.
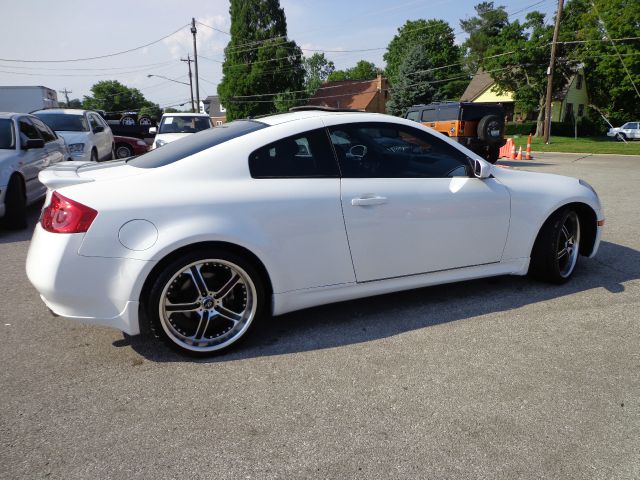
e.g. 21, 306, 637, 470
180, 54, 196, 112
191, 18, 200, 112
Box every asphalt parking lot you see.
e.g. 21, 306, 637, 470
1, 152, 638, 479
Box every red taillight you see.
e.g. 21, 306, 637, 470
41, 192, 97, 234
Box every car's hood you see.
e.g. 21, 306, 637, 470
38, 159, 144, 190
55, 131, 89, 145
491, 165, 602, 212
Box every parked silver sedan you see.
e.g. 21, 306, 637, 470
0, 112, 66, 229
607, 121, 640, 141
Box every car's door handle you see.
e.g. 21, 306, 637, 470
351, 196, 388, 206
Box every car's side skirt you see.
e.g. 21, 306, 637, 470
272, 258, 530, 316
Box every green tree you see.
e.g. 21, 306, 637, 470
82, 80, 150, 112
138, 103, 162, 121
460, 2, 509, 72
59, 98, 82, 108
561, 0, 640, 125
387, 45, 435, 116
304, 52, 335, 95
384, 19, 465, 99
328, 60, 380, 82
217, 0, 305, 120
484, 11, 570, 135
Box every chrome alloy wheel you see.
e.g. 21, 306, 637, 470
556, 211, 581, 278
158, 259, 257, 352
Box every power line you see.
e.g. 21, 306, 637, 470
0, 24, 189, 63
0, 60, 177, 72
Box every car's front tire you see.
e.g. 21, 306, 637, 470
2, 175, 27, 230
529, 208, 581, 284
145, 248, 267, 356
615, 133, 627, 142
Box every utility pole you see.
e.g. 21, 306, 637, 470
59, 88, 72, 106
191, 18, 201, 112
543, 0, 564, 144
181, 54, 196, 112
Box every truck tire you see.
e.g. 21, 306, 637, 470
120, 115, 136, 126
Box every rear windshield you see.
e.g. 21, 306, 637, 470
35, 113, 89, 132
460, 105, 504, 121
128, 120, 268, 168
159, 115, 212, 134
0, 119, 15, 149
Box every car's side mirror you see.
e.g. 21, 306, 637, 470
148, 127, 157, 134
470, 157, 492, 179
23, 138, 45, 150
93, 125, 105, 133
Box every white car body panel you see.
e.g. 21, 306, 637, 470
26, 111, 604, 337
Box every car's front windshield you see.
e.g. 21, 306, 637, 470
35, 113, 89, 132
159, 116, 212, 134
0, 119, 16, 149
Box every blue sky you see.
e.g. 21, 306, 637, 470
0, 0, 557, 108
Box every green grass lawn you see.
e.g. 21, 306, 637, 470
507, 135, 640, 155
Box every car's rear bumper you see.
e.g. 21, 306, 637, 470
26, 224, 149, 335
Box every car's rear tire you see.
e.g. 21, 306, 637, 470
2, 175, 27, 230
145, 248, 267, 356
115, 143, 133, 159
138, 115, 152, 126
529, 208, 581, 284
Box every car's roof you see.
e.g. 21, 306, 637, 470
161, 112, 210, 117
0, 112, 37, 120
257, 110, 386, 126
32, 109, 91, 116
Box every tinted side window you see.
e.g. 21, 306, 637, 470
406, 110, 420, 122
328, 123, 470, 179
19, 118, 40, 141
420, 109, 436, 122
249, 128, 339, 178
31, 117, 56, 142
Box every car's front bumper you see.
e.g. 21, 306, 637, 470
26, 224, 149, 335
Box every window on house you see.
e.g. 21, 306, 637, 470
576, 74, 583, 90
578, 104, 585, 117
564, 103, 574, 121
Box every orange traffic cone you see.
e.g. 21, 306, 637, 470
510, 140, 517, 160
525, 134, 533, 160
516, 146, 523, 160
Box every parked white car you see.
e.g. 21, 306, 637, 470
33, 109, 114, 162
26, 109, 604, 356
0, 112, 66, 229
149, 112, 212, 149
607, 122, 640, 141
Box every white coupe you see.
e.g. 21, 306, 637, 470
26, 109, 604, 356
